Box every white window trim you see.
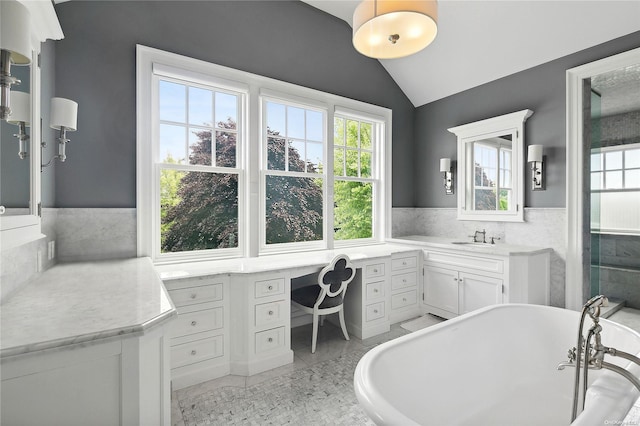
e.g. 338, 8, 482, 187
137, 45, 392, 263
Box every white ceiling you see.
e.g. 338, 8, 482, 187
302, 0, 640, 107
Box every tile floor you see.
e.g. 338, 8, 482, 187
172, 308, 640, 426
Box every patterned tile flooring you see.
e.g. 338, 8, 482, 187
172, 309, 640, 426
172, 321, 411, 426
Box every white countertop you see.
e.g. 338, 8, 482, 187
156, 243, 419, 280
0, 258, 176, 358
388, 235, 553, 256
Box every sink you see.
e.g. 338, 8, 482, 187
451, 241, 493, 247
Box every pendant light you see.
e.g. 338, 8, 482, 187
353, 0, 438, 59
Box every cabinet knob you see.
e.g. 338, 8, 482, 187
374, 309, 378, 314
454, 277, 458, 281
373, 269, 378, 273
190, 293, 197, 299
191, 320, 197, 326
268, 285, 273, 291
268, 310, 274, 316
374, 288, 378, 293
268, 337, 273, 343
403, 298, 407, 302
402, 279, 407, 283
402, 261, 407, 265
191, 350, 197, 356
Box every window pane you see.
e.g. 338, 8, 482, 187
215, 92, 237, 129
334, 181, 372, 240
626, 149, 640, 169
160, 170, 238, 252
159, 124, 186, 164
346, 120, 359, 148
606, 151, 623, 170
334, 117, 345, 146
307, 142, 323, 173
606, 170, 623, 189
265, 175, 323, 244
475, 189, 497, 210
498, 189, 511, 211
159, 80, 186, 123
591, 152, 603, 171
189, 128, 211, 166
591, 172, 603, 190
625, 169, 640, 189
215, 131, 236, 168
188, 87, 212, 126
289, 141, 305, 172
267, 137, 286, 171
334, 147, 344, 175
287, 106, 305, 139
360, 122, 372, 149
346, 149, 359, 177
306, 110, 323, 142
361, 151, 372, 178
266, 102, 285, 135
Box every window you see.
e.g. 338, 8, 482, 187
591, 143, 640, 234
137, 46, 391, 263
472, 139, 512, 211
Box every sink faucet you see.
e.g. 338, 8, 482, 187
469, 229, 486, 243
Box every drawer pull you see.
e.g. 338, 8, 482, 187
190, 293, 197, 299
191, 321, 197, 326
373, 268, 378, 273
402, 261, 407, 265
402, 279, 407, 283
373, 309, 378, 314
268, 337, 273, 343
403, 298, 407, 302
374, 288, 378, 293
268, 285, 273, 290
268, 310, 274, 316
191, 350, 197, 356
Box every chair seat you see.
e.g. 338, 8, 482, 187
291, 286, 343, 309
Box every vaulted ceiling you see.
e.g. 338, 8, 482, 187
302, 0, 640, 107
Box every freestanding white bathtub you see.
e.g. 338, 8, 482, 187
354, 304, 640, 425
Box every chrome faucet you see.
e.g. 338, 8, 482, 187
557, 295, 640, 421
469, 229, 486, 243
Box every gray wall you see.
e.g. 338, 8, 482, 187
414, 30, 640, 208
52, 0, 415, 208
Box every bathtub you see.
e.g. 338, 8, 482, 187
354, 304, 640, 425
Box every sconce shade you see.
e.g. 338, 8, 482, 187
528, 144, 543, 163
439, 157, 451, 172
50, 97, 78, 131
353, 0, 438, 59
0, 0, 32, 65
6, 91, 30, 125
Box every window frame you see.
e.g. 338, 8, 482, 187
137, 45, 392, 263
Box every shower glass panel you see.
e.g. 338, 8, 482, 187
588, 65, 640, 306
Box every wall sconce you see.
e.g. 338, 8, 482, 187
527, 144, 544, 190
42, 97, 78, 169
440, 158, 454, 195
0, 0, 32, 120
6, 91, 30, 159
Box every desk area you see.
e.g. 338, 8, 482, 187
155, 243, 422, 389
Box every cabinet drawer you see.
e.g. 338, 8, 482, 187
170, 334, 224, 369
170, 307, 223, 339
391, 271, 417, 291
168, 283, 223, 307
365, 263, 385, 279
255, 278, 285, 299
255, 300, 287, 328
365, 301, 385, 322
423, 250, 504, 274
392, 256, 418, 271
391, 290, 418, 310
164, 276, 223, 291
366, 281, 385, 301
255, 327, 286, 354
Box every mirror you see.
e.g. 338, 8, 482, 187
448, 109, 533, 222
1, 62, 31, 215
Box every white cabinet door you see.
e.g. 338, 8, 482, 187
424, 266, 459, 314
458, 272, 503, 315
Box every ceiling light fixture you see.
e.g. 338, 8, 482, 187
352, 0, 438, 59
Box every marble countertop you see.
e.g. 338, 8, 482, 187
388, 235, 553, 256
156, 243, 420, 280
0, 258, 176, 358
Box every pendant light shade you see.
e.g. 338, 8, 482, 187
353, 0, 438, 59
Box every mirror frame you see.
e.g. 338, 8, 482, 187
448, 109, 533, 222
0, 48, 43, 250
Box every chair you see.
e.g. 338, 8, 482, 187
291, 254, 356, 353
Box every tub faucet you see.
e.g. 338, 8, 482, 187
557, 295, 640, 422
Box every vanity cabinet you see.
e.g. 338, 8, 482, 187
389, 252, 421, 323
344, 259, 391, 339
164, 275, 229, 390
422, 247, 549, 319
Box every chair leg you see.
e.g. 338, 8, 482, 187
339, 309, 349, 341
312, 313, 319, 354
